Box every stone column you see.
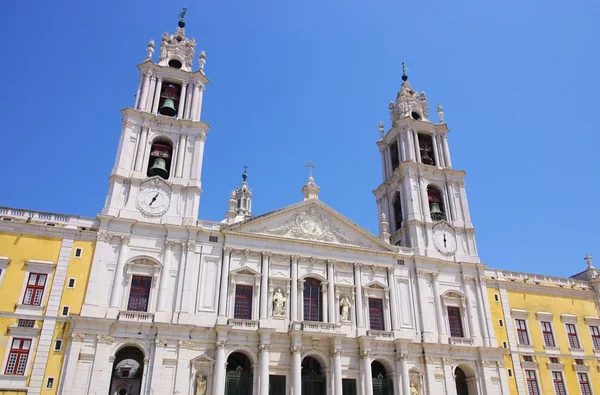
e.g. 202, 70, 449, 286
379, 148, 388, 180
387, 267, 399, 330
431, 273, 446, 341
443, 135, 452, 168
213, 339, 228, 395
177, 82, 187, 118
291, 256, 299, 321
445, 182, 457, 222
175, 133, 187, 178
321, 282, 328, 323
184, 81, 193, 119
157, 240, 175, 311
397, 133, 405, 162
413, 130, 421, 163
258, 341, 271, 395
298, 279, 305, 321
384, 290, 392, 331
395, 352, 410, 395
291, 343, 303, 395
59, 333, 86, 394
151, 76, 163, 114
405, 128, 415, 161
139, 357, 150, 395
134, 74, 143, 109
417, 270, 434, 339
260, 252, 270, 319
361, 350, 373, 395
218, 248, 232, 317
463, 277, 479, 341
331, 347, 343, 395
138, 70, 152, 112
431, 134, 441, 167
109, 235, 130, 308
354, 263, 364, 327
134, 126, 149, 172
474, 277, 490, 346
327, 260, 336, 323
419, 177, 429, 220
190, 79, 202, 121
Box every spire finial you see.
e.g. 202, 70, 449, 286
178, 8, 188, 28
305, 160, 316, 177
242, 165, 248, 182
585, 254, 594, 269
401, 62, 408, 82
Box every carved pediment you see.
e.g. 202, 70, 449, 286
225, 201, 393, 251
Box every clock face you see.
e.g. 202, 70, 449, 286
432, 225, 457, 255
137, 184, 171, 217
300, 219, 325, 237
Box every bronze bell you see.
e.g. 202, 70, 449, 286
148, 158, 168, 179
429, 202, 445, 220
159, 99, 177, 117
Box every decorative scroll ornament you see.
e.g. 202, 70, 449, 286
359, 350, 372, 359
97, 335, 115, 344
155, 339, 168, 347
258, 343, 271, 351
290, 345, 304, 354
71, 333, 86, 341
179, 340, 195, 349
216, 340, 229, 349
97, 231, 112, 243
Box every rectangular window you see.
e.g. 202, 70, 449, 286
447, 306, 464, 338
549, 357, 559, 364
578, 373, 592, 395
566, 323, 580, 348
4, 338, 31, 375
508, 369, 512, 377
502, 341, 508, 349
499, 319, 504, 327
523, 355, 533, 362
525, 370, 540, 395
551, 371, 566, 395
61, 306, 70, 316
515, 319, 530, 345
303, 279, 322, 322
127, 276, 152, 312
494, 294, 499, 302
67, 278, 76, 288
209, 236, 218, 242
575, 359, 584, 365
22, 273, 47, 306
234, 285, 253, 320
46, 377, 55, 389
53, 339, 63, 351
17, 319, 34, 328
368, 298, 384, 331
590, 325, 600, 350
74, 247, 82, 258
541, 321, 556, 347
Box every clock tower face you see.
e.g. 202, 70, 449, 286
432, 223, 457, 256
137, 181, 171, 217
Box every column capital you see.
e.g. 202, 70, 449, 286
120, 235, 131, 245
359, 350, 372, 359
223, 247, 233, 254
155, 338, 168, 347
291, 255, 300, 262
430, 272, 439, 281
290, 345, 304, 354
262, 251, 272, 258
165, 240, 178, 250
71, 333, 86, 342
178, 340, 195, 349
192, 78, 204, 88
185, 241, 197, 252
394, 352, 408, 361
326, 259, 336, 265
416, 269, 430, 279
216, 340, 229, 349
97, 231, 112, 243
258, 342, 271, 352
96, 335, 115, 344
329, 348, 343, 357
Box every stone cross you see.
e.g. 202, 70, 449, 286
305, 161, 316, 177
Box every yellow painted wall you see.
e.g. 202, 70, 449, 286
59, 240, 95, 316
40, 322, 70, 394
0, 233, 62, 313
487, 286, 518, 395
497, 285, 600, 394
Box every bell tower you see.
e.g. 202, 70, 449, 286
102, 13, 210, 225
373, 66, 479, 263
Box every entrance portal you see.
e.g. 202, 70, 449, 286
225, 352, 253, 395
302, 356, 325, 395
455, 367, 469, 395
371, 361, 393, 395
108, 346, 144, 395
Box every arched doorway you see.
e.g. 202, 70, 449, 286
109, 346, 144, 395
455, 366, 477, 395
225, 352, 253, 395
371, 361, 393, 395
302, 356, 325, 395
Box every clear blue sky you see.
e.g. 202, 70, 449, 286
1, 1, 598, 277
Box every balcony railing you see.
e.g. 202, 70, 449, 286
119, 311, 155, 323
449, 336, 473, 346
367, 330, 393, 339
228, 319, 259, 329
302, 321, 339, 332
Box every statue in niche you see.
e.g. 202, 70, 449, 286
339, 295, 352, 322
195, 375, 207, 395
410, 382, 419, 395
273, 288, 286, 316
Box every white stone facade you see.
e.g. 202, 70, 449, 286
59, 22, 509, 395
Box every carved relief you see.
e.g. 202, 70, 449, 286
71, 333, 86, 341
97, 335, 115, 344
179, 340, 195, 349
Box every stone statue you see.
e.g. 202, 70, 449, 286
195, 375, 207, 395
273, 288, 286, 316
410, 382, 419, 395
146, 40, 155, 61
437, 104, 444, 124
340, 295, 351, 322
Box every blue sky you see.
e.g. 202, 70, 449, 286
1, 0, 598, 277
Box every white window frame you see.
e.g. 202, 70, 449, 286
512, 309, 533, 352
550, 370, 567, 395
0, 256, 10, 288
524, 369, 540, 395
576, 372, 594, 395
61, 306, 70, 316
53, 339, 63, 352
0, 334, 38, 383
67, 278, 76, 289
46, 376, 55, 389
122, 258, 161, 313
584, 316, 600, 357
561, 314, 584, 355
442, 292, 469, 339
229, 270, 260, 321
15, 260, 56, 316
73, 247, 83, 258
536, 312, 559, 353
363, 283, 391, 332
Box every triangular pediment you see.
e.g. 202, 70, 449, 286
224, 200, 395, 252
364, 281, 388, 290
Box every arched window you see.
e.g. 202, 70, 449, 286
303, 278, 322, 322
109, 347, 145, 395
392, 192, 403, 231
158, 82, 181, 117
418, 134, 435, 166
147, 139, 173, 180
389, 142, 399, 172
427, 185, 446, 221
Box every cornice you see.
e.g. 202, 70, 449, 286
488, 278, 595, 298
121, 107, 210, 131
